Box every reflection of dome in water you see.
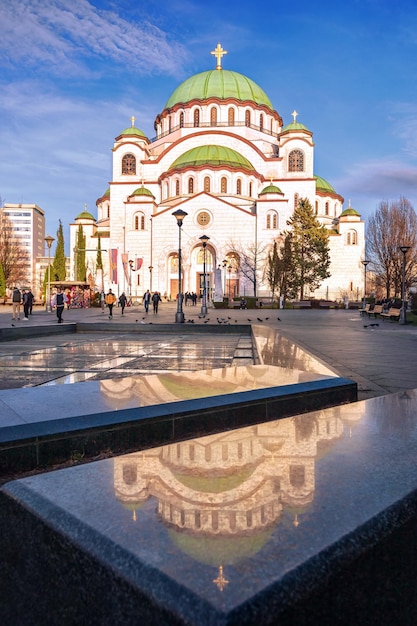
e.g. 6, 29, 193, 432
168, 526, 274, 566
171, 466, 255, 493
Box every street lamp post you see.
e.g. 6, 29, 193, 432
399, 245, 411, 325
199, 235, 209, 316
173, 209, 187, 323
361, 260, 369, 309
44, 234, 55, 312
128, 260, 133, 298
228, 264, 232, 301
222, 259, 227, 299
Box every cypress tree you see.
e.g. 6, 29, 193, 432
52, 220, 66, 281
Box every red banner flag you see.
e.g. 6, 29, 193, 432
109, 249, 118, 283
136, 258, 143, 271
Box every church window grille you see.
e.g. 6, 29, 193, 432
175, 179, 180, 196
107, 206, 110, 219
168, 116, 172, 133
289, 465, 306, 488
228, 107, 235, 125
179, 112, 184, 128
315, 201, 318, 215
122, 153, 136, 175
222, 444, 228, 461
189, 444, 195, 461
210, 107, 217, 126
288, 149, 304, 172
249, 181, 253, 196
165, 182, 169, 199
259, 113, 264, 131
245, 110, 251, 126
134, 213, 145, 230
221, 177, 227, 193
325, 202, 329, 216
204, 176, 211, 192
294, 193, 299, 208
193, 109, 200, 127
180, 510, 185, 526
236, 179, 242, 195
205, 446, 211, 462
347, 230, 357, 245
266, 211, 278, 229
197, 211, 210, 226
212, 511, 219, 531
188, 177, 194, 194
195, 512, 201, 528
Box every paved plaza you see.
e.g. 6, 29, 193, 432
0, 301, 417, 400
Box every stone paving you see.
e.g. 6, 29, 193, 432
1, 301, 417, 400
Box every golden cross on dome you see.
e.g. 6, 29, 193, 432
84, 203, 87, 210
291, 110, 298, 123
131, 116, 135, 127
211, 43, 228, 70
213, 565, 229, 591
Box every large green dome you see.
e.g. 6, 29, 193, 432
165, 70, 273, 110
169, 145, 254, 172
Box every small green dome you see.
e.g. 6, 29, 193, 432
131, 187, 154, 197
165, 70, 273, 110
76, 210, 95, 221
169, 145, 254, 172
102, 188, 110, 197
281, 121, 310, 133
340, 207, 360, 217
315, 175, 336, 194
118, 126, 147, 138
259, 184, 283, 195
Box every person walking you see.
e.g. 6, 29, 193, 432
152, 291, 161, 314
105, 289, 116, 319
119, 292, 127, 315
22, 290, 31, 320
51, 287, 68, 323
27, 289, 34, 315
11, 287, 22, 321
143, 289, 151, 314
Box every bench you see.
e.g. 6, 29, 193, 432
359, 304, 371, 316
257, 299, 275, 308
292, 301, 312, 309
380, 307, 401, 321
368, 304, 383, 318
319, 301, 339, 309
231, 300, 244, 309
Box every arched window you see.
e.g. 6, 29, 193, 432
134, 213, 145, 230
236, 179, 242, 195
221, 177, 227, 193
107, 206, 110, 219
193, 109, 200, 127
259, 113, 264, 131
210, 107, 217, 126
325, 202, 329, 216
288, 149, 304, 172
249, 181, 253, 196
315, 201, 319, 215
245, 110, 251, 127
179, 112, 184, 128
175, 179, 180, 196
122, 153, 136, 175
228, 108, 235, 125
188, 177, 194, 194
346, 230, 357, 245
266, 211, 278, 229
168, 116, 172, 133
164, 182, 169, 199
294, 193, 299, 208
204, 176, 211, 193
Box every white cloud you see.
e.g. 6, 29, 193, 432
0, 0, 187, 77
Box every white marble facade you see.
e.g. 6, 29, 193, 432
70, 45, 365, 302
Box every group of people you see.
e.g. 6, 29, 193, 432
11, 287, 34, 321
184, 291, 198, 306
143, 290, 162, 314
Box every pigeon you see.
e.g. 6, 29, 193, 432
11, 324, 15, 327
204, 320, 209, 323
277, 317, 281, 321
363, 325, 368, 328
228, 316, 232, 320
257, 318, 263, 322
247, 318, 252, 322
135, 319, 138, 322
265, 317, 269, 320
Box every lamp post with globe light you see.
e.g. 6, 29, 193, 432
173, 209, 187, 323
361, 259, 369, 310
44, 235, 55, 312
199, 235, 209, 316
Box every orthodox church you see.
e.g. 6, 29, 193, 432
70, 43, 365, 302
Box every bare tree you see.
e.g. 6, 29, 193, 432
0, 210, 30, 287
367, 197, 417, 298
227, 240, 268, 297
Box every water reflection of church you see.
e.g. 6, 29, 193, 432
114, 405, 364, 567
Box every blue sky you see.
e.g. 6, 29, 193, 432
2, 0, 417, 250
